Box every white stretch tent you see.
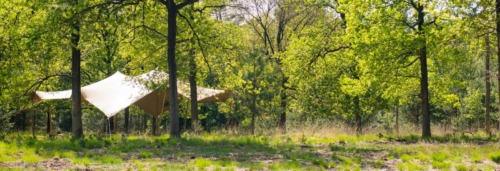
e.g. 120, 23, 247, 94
31, 70, 231, 118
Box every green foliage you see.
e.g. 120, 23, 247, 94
489, 152, 500, 164
99, 155, 122, 164
454, 164, 468, 171
139, 151, 153, 159
191, 158, 212, 169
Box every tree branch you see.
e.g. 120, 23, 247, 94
177, 0, 199, 9
178, 12, 212, 73
308, 46, 350, 66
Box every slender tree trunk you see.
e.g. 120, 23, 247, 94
32, 110, 36, 138
189, 49, 199, 130
496, 0, 500, 142
142, 113, 148, 133
47, 104, 52, 134
251, 97, 257, 135
71, 17, 83, 139
279, 77, 287, 133
109, 116, 115, 134
395, 105, 399, 135
485, 35, 492, 136
354, 96, 362, 135
416, 3, 431, 138
152, 116, 158, 136
251, 61, 257, 135
22, 112, 26, 131
124, 107, 129, 134
167, 3, 180, 138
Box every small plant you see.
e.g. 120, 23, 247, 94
330, 145, 343, 151
397, 162, 426, 170
99, 156, 122, 164
191, 158, 212, 169
73, 158, 91, 166
431, 152, 449, 162
489, 152, 500, 164
400, 154, 412, 162
84, 138, 105, 149
454, 164, 468, 171
21, 153, 40, 163
312, 158, 328, 168
431, 161, 451, 169
139, 151, 153, 159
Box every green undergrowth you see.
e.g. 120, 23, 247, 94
0, 132, 498, 170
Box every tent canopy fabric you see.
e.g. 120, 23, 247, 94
32, 90, 72, 103
31, 70, 231, 118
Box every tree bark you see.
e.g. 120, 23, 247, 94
189, 49, 199, 130
250, 61, 258, 135
496, 0, 500, 142
395, 105, 399, 135
354, 96, 362, 135
152, 116, 158, 136
47, 104, 52, 134
142, 113, 148, 133
485, 35, 492, 135
416, 2, 431, 138
279, 77, 287, 133
124, 107, 130, 134
251, 97, 257, 135
167, 2, 180, 138
32, 110, 36, 138
71, 16, 83, 139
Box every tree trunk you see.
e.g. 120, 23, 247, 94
109, 116, 115, 134
395, 105, 399, 135
142, 113, 148, 133
124, 107, 130, 134
485, 35, 492, 136
152, 116, 158, 136
47, 104, 52, 134
32, 110, 36, 138
496, 0, 500, 142
71, 17, 83, 139
167, 2, 180, 138
250, 60, 258, 135
417, 3, 431, 138
279, 77, 287, 133
251, 97, 257, 135
189, 49, 199, 130
354, 96, 362, 135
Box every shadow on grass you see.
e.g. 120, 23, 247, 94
384, 133, 498, 144
0, 133, 292, 169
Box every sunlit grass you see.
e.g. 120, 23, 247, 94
0, 132, 499, 170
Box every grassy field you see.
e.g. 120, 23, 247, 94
0, 130, 500, 170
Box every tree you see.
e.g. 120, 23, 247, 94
70, 0, 83, 139
158, 0, 199, 137
485, 35, 492, 135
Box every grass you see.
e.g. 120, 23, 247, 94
0, 132, 499, 170
491, 152, 500, 164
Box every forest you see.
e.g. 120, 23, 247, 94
1, 0, 500, 170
